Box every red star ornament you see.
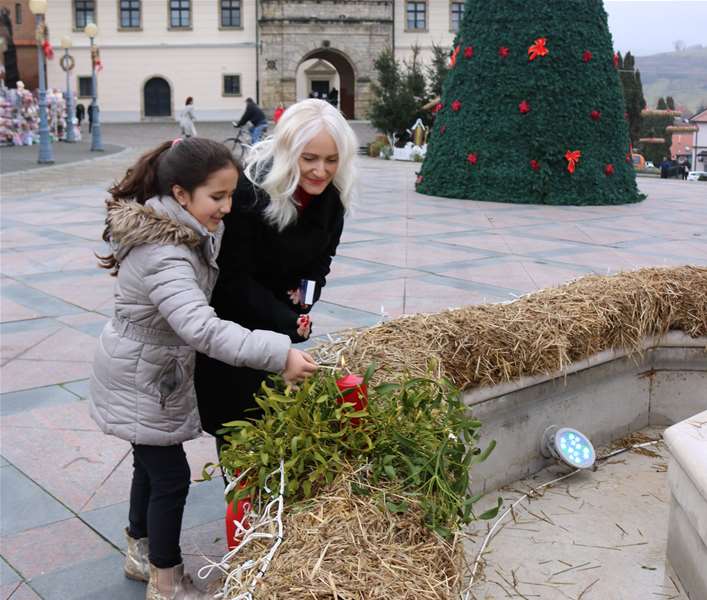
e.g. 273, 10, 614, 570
528, 38, 549, 61
440, 125, 447, 135
582, 50, 593, 63
530, 160, 540, 172
519, 100, 531, 114
590, 110, 601, 121
464, 46, 474, 59
467, 152, 478, 165
433, 102, 443, 113
499, 46, 510, 58
451, 100, 462, 112
604, 164, 615, 176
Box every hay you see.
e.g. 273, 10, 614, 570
223, 471, 464, 599
315, 266, 707, 389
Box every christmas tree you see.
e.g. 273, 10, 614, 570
417, 0, 643, 205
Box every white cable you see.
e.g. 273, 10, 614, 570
460, 440, 660, 600
198, 460, 286, 599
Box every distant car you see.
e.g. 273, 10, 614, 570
644, 161, 655, 169
686, 171, 707, 181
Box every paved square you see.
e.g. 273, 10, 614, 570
1, 132, 706, 598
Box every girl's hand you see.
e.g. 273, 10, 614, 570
296, 315, 311, 339
282, 349, 317, 383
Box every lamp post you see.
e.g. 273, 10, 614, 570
84, 22, 103, 152
28, 0, 54, 164
60, 36, 76, 142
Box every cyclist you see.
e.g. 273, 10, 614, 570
235, 97, 268, 144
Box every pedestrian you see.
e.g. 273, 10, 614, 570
178, 96, 197, 138
235, 97, 267, 144
88, 100, 95, 133
273, 102, 285, 124
195, 98, 357, 459
660, 156, 670, 179
328, 87, 339, 108
89, 137, 317, 600
76, 103, 85, 129
680, 161, 688, 180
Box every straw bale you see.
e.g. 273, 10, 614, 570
315, 266, 707, 389
223, 474, 463, 599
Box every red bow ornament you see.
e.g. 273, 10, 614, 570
528, 38, 549, 61
613, 52, 619, 68
565, 150, 581, 174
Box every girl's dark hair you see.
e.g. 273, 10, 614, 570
185, 96, 193, 105
100, 137, 239, 272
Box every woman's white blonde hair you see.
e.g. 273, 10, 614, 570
244, 98, 358, 231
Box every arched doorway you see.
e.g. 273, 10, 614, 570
143, 77, 171, 117
299, 49, 355, 119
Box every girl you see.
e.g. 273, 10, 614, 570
195, 99, 357, 454
178, 97, 197, 138
89, 137, 317, 600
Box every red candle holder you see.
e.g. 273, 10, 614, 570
225, 470, 251, 550
336, 374, 368, 426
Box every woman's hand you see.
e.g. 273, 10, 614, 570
287, 288, 311, 310
296, 315, 311, 339
282, 349, 318, 383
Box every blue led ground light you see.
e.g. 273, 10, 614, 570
541, 426, 596, 469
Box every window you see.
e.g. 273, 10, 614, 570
220, 0, 241, 28
74, 0, 95, 30
119, 0, 141, 28
15, 3, 21, 25
78, 76, 93, 98
450, 2, 464, 33
169, 0, 190, 28
406, 1, 426, 31
223, 74, 241, 97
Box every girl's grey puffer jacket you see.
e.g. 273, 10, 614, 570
89, 195, 291, 446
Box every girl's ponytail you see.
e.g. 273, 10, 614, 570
108, 140, 172, 205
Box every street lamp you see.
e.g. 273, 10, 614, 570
84, 22, 103, 151
60, 36, 76, 142
28, 0, 54, 164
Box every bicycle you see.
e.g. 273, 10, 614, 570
222, 122, 249, 161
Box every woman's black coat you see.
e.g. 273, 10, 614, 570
194, 175, 344, 435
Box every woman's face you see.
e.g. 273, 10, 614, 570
297, 130, 339, 195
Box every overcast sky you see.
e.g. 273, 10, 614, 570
605, 1, 707, 56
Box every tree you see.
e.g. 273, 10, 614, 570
417, 0, 642, 205
657, 97, 668, 110
617, 51, 646, 145
369, 46, 430, 147
427, 43, 450, 98
666, 96, 676, 110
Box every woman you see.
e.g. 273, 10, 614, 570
178, 97, 197, 138
195, 99, 357, 449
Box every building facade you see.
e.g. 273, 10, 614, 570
1, 0, 39, 90
34, 0, 461, 122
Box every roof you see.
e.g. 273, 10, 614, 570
690, 108, 707, 122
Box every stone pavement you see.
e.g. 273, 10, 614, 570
1, 149, 706, 599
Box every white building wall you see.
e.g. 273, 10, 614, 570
395, 0, 457, 64
45, 0, 258, 122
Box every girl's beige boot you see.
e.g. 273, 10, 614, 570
124, 528, 150, 582
146, 563, 212, 600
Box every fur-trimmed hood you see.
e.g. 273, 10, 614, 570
105, 196, 222, 263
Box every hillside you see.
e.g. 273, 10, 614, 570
634, 46, 707, 115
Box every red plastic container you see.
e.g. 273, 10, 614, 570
335, 374, 368, 426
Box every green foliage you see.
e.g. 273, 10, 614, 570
418, 0, 643, 205
666, 96, 676, 110
428, 43, 450, 98
369, 46, 431, 146
657, 97, 668, 110
638, 111, 674, 164
213, 371, 498, 537
368, 139, 391, 158
617, 51, 646, 145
